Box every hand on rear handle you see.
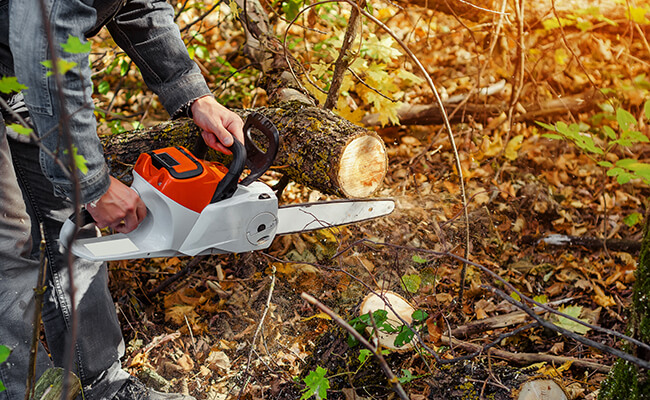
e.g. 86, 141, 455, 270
86, 176, 147, 233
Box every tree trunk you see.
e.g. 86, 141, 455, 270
598, 211, 650, 399
102, 104, 387, 198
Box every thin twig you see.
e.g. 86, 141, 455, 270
341, 0, 471, 308
36, 0, 85, 397
238, 265, 277, 399
301, 293, 410, 400
323, 0, 364, 110
25, 224, 49, 400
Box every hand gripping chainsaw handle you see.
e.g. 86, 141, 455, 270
61, 112, 279, 248
193, 111, 279, 188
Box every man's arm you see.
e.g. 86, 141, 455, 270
106, 0, 244, 150
10, 0, 145, 232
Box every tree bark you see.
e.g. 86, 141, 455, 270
102, 104, 387, 198
598, 211, 650, 398
31, 368, 81, 400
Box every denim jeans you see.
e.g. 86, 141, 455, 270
0, 118, 130, 399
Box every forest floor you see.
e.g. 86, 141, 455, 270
101, 2, 650, 399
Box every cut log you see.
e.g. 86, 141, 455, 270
101, 103, 387, 198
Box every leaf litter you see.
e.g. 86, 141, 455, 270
99, 1, 650, 399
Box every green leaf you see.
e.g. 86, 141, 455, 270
41, 59, 78, 76
97, 80, 110, 95
616, 172, 633, 184
61, 35, 91, 54
616, 107, 637, 131
358, 349, 372, 364
120, 59, 130, 76
645, 99, 650, 121
606, 167, 624, 177
510, 292, 521, 302
622, 130, 649, 143
7, 123, 33, 136
597, 161, 613, 168
535, 121, 557, 131
0, 346, 10, 363
301, 367, 330, 400
399, 369, 417, 383
0, 76, 28, 94
282, 0, 302, 21
400, 274, 421, 293
412, 309, 428, 322
624, 212, 643, 227
394, 325, 415, 347
602, 125, 617, 140
64, 146, 89, 175
412, 254, 428, 264
541, 133, 563, 140
533, 294, 548, 304
554, 305, 591, 335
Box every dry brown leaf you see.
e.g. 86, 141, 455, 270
176, 353, 195, 371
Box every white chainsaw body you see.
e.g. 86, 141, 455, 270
62, 171, 279, 261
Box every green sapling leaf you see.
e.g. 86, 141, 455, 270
41, 59, 78, 76
0, 346, 10, 363
624, 212, 643, 227
400, 274, 421, 293
301, 367, 330, 400
394, 325, 415, 347
61, 35, 91, 54
7, 123, 32, 136
0, 76, 27, 94
616, 107, 637, 131
412, 309, 428, 322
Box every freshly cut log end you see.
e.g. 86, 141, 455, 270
338, 135, 387, 198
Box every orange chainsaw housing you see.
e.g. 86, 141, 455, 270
134, 146, 229, 213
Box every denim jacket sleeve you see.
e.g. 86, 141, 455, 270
9, 0, 110, 204
8, 0, 211, 203
106, 0, 212, 118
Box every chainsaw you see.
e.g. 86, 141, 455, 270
60, 112, 395, 261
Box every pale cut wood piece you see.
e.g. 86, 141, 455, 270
338, 135, 387, 198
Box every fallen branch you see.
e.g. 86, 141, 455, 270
442, 335, 611, 373
361, 89, 604, 127
451, 298, 576, 339
522, 234, 641, 253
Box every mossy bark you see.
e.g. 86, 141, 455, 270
101, 103, 387, 198
30, 368, 81, 400
599, 211, 650, 399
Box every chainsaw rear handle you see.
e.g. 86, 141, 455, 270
59, 208, 96, 249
